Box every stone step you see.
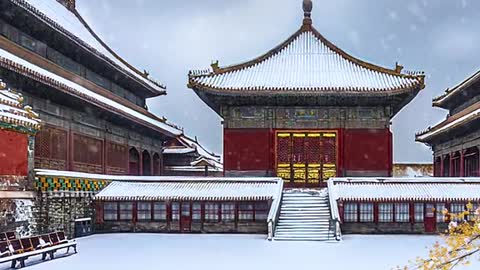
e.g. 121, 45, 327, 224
279, 216, 328, 220
280, 207, 330, 213
283, 193, 327, 197
279, 215, 330, 219
277, 222, 330, 226
281, 204, 328, 208
274, 236, 334, 241
280, 212, 330, 219
276, 227, 330, 232
275, 230, 331, 235
274, 234, 334, 239
282, 195, 327, 198
276, 224, 330, 231
281, 206, 329, 209
282, 196, 327, 199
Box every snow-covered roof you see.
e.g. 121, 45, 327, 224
94, 178, 282, 201
162, 147, 196, 155
190, 157, 223, 171
163, 134, 222, 171
11, 0, 165, 94
433, 69, 480, 107
0, 48, 181, 136
329, 177, 480, 202
0, 80, 40, 134
189, 23, 424, 95
178, 135, 221, 162
416, 101, 480, 142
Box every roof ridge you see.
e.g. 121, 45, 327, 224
306, 25, 424, 80
416, 100, 480, 141
189, 24, 425, 84
72, 10, 166, 90
432, 69, 480, 106
0, 52, 180, 136
12, 0, 166, 93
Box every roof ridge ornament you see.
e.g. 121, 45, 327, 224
303, 0, 313, 26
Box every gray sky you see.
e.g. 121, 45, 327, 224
77, 0, 480, 163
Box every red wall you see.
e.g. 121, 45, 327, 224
224, 129, 274, 172
0, 129, 28, 176
224, 128, 393, 177
342, 128, 392, 176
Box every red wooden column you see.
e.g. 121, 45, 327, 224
373, 203, 379, 224
102, 137, 107, 174
477, 147, 480, 177
440, 155, 444, 177
460, 150, 465, 177
150, 151, 154, 177
139, 149, 143, 176
449, 153, 454, 177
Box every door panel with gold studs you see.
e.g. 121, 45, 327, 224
276, 131, 337, 186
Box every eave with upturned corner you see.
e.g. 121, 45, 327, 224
188, 1, 425, 118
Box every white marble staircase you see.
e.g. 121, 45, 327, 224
274, 189, 336, 241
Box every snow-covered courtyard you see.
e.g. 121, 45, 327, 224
1, 234, 478, 270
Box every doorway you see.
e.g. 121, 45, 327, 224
180, 203, 191, 232
424, 203, 436, 233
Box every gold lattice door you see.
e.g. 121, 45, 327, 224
276, 131, 337, 186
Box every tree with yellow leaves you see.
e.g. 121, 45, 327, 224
402, 202, 480, 270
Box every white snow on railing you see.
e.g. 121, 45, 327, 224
267, 179, 284, 240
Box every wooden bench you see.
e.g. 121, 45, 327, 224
0, 232, 15, 242
0, 232, 77, 268
0, 241, 10, 257
5, 232, 15, 241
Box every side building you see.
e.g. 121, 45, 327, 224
188, 0, 425, 187
0, 81, 40, 236
0, 0, 182, 178
163, 134, 223, 176
416, 70, 480, 177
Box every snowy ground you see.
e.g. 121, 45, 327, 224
1, 234, 478, 270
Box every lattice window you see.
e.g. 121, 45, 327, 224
205, 202, 219, 222
103, 202, 118, 221
107, 142, 127, 168
238, 202, 254, 221
344, 203, 358, 222
414, 203, 424, 222
321, 133, 337, 180
119, 202, 133, 221
137, 202, 151, 221
74, 134, 103, 164
34, 129, 50, 158
254, 201, 269, 222
359, 203, 374, 222
395, 203, 410, 223
50, 129, 67, 161
292, 134, 305, 164
436, 203, 446, 223
153, 202, 167, 221
277, 134, 291, 164
221, 203, 235, 222
192, 202, 202, 221
171, 202, 180, 221
379, 203, 393, 222
305, 134, 321, 164
450, 203, 466, 222
321, 134, 336, 164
